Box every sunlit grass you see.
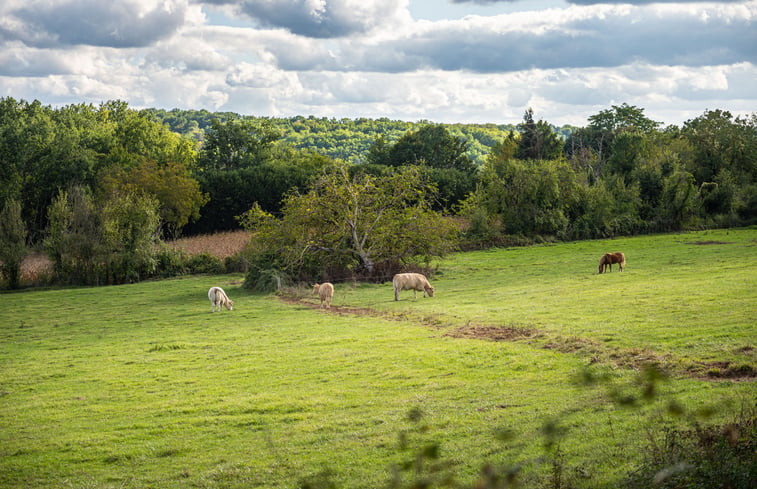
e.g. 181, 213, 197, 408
1, 228, 755, 488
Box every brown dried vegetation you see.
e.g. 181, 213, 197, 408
165, 230, 250, 258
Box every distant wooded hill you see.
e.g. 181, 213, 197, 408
145, 108, 576, 165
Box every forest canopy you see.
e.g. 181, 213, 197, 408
1, 97, 755, 287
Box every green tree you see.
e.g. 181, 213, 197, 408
44, 187, 102, 284
376, 125, 475, 172
100, 159, 208, 237
366, 134, 392, 166
240, 164, 457, 285
655, 169, 697, 230
189, 148, 330, 234
682, 109, 757, 185
101, 192, 161, 283
199, 118, 281, 170
44, 187, 163, 285
565, 103, 660, 178
0, 198, 28, 289
515, 108, 562, 161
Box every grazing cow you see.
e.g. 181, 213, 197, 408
208, 286, 233, 312
598, 252, 626, 274
313, 282, 334, 309
393, 273, 434, 301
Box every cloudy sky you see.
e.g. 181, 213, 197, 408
1, 0, 754, 126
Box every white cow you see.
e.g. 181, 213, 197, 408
313, 282, 334, 309
393, 273, 434, 301
208, 286, 233, 312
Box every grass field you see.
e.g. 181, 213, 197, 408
1, 228, 755, 488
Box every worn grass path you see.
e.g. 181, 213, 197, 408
1, 228, 755, 489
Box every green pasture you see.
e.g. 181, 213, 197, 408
1, 228, 755, 488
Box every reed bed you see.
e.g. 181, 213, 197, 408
165, 230, 250, 258
20, 252, 52, 284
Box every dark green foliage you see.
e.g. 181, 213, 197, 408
364, 125, 478, 210
422, 167, 477, 211
100, 192, 161, 283
150, 110, 516, 166
459, 157, 578, 242
44, 186, 162, 285
4, 97, 757, 253
0, 198, 28, 289
100, 159, 208, 238
187, 149, 329, 234
0, 97, 201, 240
375, 124, 476, 172
683, 110, 757, 184
223, 254, 249, 273
44, 186, 102, 284
198, 118, 280, 170
153, 247, 236, 278
623, 412, 756, 489
515, 108, 562, 161
185, 253, 225, 275
154, 246, 190, 278
564, 103, 660, 179
241, 165, 458, 285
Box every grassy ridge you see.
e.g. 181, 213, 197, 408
1, 229, 755, 488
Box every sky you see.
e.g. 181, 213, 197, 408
0, 0, 754, 127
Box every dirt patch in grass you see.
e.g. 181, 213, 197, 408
278, 296, 397, 321
689, 240, 733, 245
279, 295, 756, 381
445, 324, 539, 342
701, 361, 756, 379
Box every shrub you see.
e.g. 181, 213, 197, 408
186, 252, 225, 274
224, 254, 249, 273
622, 409, 756, 489
0, 198, 28, 289
154, 246, 189, 278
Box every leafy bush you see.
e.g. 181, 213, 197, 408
241, 165, 458, 286
224, 254, 249, 273
0, 198, 28, 289
622, 409, 756, 489
185, 252, 225, 275
154, 246, 189, 277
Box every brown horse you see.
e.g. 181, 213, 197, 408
598, 252, 625, 274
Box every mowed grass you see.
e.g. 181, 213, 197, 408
1, 228, 755, 489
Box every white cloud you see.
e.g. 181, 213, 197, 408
2, 0, 191, 47
0, 0, 754, 127
200, 0, 412, 38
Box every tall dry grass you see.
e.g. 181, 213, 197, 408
20, 252, 53, 285
165, 230, 250, 258
16, 231, 251, 285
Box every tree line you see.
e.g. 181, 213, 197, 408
0, 97, 755, 288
